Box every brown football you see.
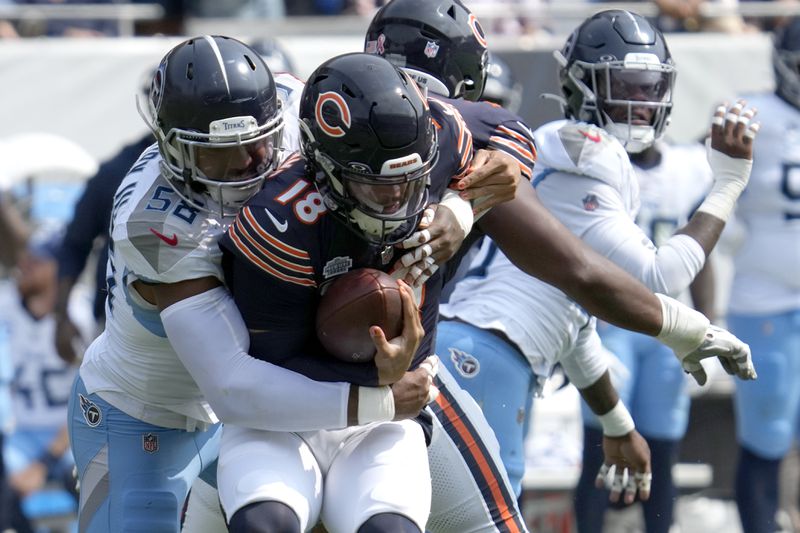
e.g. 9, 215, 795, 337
316, 268, 403, 363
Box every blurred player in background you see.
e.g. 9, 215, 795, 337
729, 18, 800, 533
3, 230, 93, 527
53, 132, 153, 364
574, 138, 714, 533
54, 68, 156, 365
482, 52, 523, 114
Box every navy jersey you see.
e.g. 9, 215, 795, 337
220, 100, 472, 386
431, 95, 537, 180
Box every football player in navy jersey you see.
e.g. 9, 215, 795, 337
217, 53, 470, 533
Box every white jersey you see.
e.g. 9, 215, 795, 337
274, 72, 304, 155
0, 281, 92, 430
634, 141, 712, 247
79, 144, 227, 429
728, 93, 800, 315
441, 120, 708, 380
79, 76, 304, 430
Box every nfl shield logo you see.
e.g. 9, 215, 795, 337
424, 41, 440, 58
582, 194, 599, 211
143, 433, 159, 454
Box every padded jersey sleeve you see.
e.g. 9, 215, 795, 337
428, 98, 473, 184
113, 205, 227, 285
535, 170, 706, 296
441, 96, 537, 180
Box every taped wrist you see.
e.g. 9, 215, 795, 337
598, 401, 635, 437
655, 293, 709, 357
440, 188, 474, 236
357, 385, 395, 425
697, 148, 752, 222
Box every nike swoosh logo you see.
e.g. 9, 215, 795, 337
579, 129, 601, 143
263, 208, 288, 233
149, 228, 179, 246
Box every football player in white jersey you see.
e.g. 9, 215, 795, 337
437, 8, 759, 508
730, 18, 800, 533
574, 140, 714, 533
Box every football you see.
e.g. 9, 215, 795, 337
316, 268, 403, 363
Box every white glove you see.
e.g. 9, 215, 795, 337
655, 294, 757, 385
679, 325, 757, 385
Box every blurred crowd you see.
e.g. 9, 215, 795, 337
0, 0, 798, 38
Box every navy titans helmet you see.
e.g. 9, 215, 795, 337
138, 35, 284, 217
556, 10, 676, 153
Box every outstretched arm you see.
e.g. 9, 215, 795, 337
478, 181, 756, 385
479, 182, 663, 335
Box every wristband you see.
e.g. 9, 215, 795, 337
654, 293, 709, 357
598, 401, 635, 437
440, 188, 474, 236
357, 385, 395, 425
697, 148, 752, 222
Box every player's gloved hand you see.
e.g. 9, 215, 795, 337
698, 100, 759, 223
597, 430, 652, 505
373, 279, 424, 385
453, 149, 522, 216
394, 200, 470, 287
391, 355, 440, 421
655, 294, 757, 385
681, 325, 757, 385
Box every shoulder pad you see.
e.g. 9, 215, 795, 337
275, 72, 305, 158
112, 174, 228, 284
534, 120, 632, 189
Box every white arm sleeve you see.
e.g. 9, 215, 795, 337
558, 320, 608, 390
160, 286, 350, 431
538, 174, 706, 296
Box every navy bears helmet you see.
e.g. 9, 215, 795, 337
299, 53, 438, 247
365, 0, 489, 102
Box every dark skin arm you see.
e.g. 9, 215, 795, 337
674, 100, 755, 254
580, 371, 652, 504
689, 259, 717, 321
479, 183, 663, 336
0, 194, 29, 270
